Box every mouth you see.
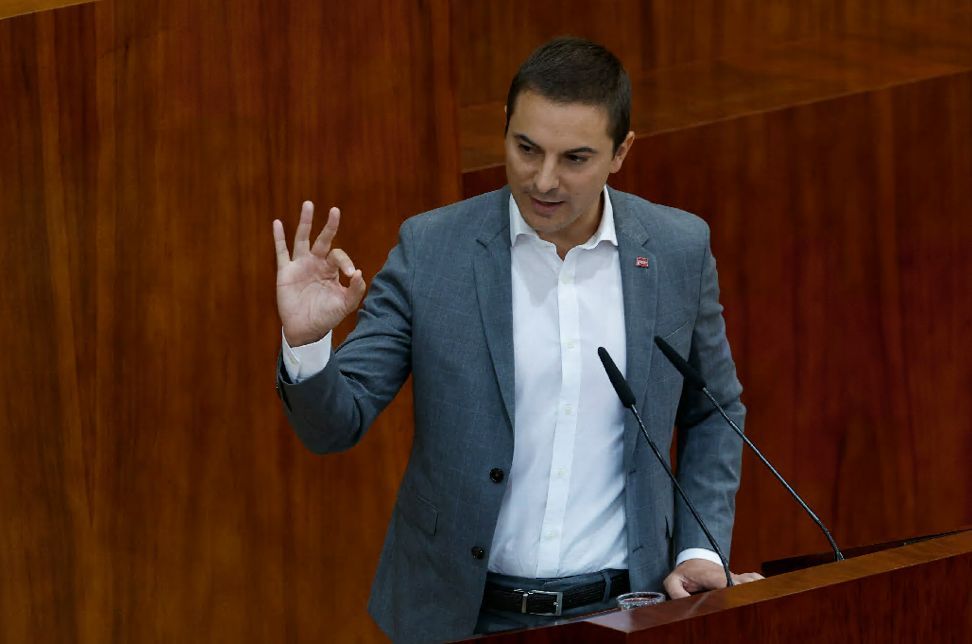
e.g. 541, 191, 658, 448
529, 196, 565, 216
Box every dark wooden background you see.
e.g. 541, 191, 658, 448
1, 0, 969, 641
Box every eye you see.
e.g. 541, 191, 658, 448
566, 154, 589, 165
518, 143, 535, 154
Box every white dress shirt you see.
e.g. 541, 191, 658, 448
281, 187, 720, 578
486, 189, 628, 577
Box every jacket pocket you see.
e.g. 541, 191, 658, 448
660, 320, 690, 349
398, 488, 438, 537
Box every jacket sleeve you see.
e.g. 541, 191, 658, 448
275, 220, 416, 454
672, 231, 746, 559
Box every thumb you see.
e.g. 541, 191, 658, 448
346, 269, 366, 307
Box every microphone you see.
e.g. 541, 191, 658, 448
597, 347, 733, 589
653, 336, 845, 562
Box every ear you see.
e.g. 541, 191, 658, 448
609, 131, 636, 173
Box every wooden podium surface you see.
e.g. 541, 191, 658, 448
469, 530, 972, 643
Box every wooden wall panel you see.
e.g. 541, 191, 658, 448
452, 0, 971, 107
0, 0, 94, 20
608, 70, 972, 570
453, 0, 647, 108
0, 0, 458, 641
453, 0, 830, 107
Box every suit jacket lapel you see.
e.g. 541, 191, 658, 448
612, 189, 659, 465
474, 188, 515, 432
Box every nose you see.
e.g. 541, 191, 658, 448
533, 156, 559, 194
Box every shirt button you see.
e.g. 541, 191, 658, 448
566, 340, 576, 350
563, 404, 573, 416
471, 546, 486, 560
489, 468, 504, 483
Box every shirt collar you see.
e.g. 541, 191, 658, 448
509, 186, 618, 249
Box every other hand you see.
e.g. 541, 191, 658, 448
662, 558, 764, 599
273, 201, 366, 346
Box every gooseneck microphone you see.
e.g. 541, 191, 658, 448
597, 347, 734, 589
653, 336, 845, 562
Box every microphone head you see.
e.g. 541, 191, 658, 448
653, 336, 707, 391
597, 347, 637, 408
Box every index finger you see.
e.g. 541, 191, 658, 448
311, 207, 341, 256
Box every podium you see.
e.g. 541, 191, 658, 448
466, 529, 972, 642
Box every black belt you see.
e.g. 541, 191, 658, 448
482, 570, 630, 617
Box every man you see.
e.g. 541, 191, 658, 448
273, 38, 760, 642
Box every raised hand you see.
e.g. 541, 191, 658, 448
273, 201, 366, 346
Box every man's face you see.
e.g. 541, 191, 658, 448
505, 90, 633, 251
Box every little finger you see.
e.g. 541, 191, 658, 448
273, 219, 291, 269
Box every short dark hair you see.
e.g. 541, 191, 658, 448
505, 37, 631, 152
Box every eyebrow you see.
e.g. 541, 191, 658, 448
514, 133, 598, 156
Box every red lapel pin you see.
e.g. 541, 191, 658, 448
635, 256, 649, 268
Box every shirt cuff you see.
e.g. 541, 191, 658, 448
675, 548, 724, 568
281, 329, 332, 383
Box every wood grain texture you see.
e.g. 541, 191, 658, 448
451, 0, 971, 107
0, 0, 457, 641
0, 0, 93, 20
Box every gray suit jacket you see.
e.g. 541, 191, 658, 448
276, 186, 745, 642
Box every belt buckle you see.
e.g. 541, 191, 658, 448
514, 589, 563, 616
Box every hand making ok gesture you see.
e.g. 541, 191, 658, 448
273, 201, 366, 346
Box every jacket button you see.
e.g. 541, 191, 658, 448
489, 468, 504, 483
471, 546, 486, 560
